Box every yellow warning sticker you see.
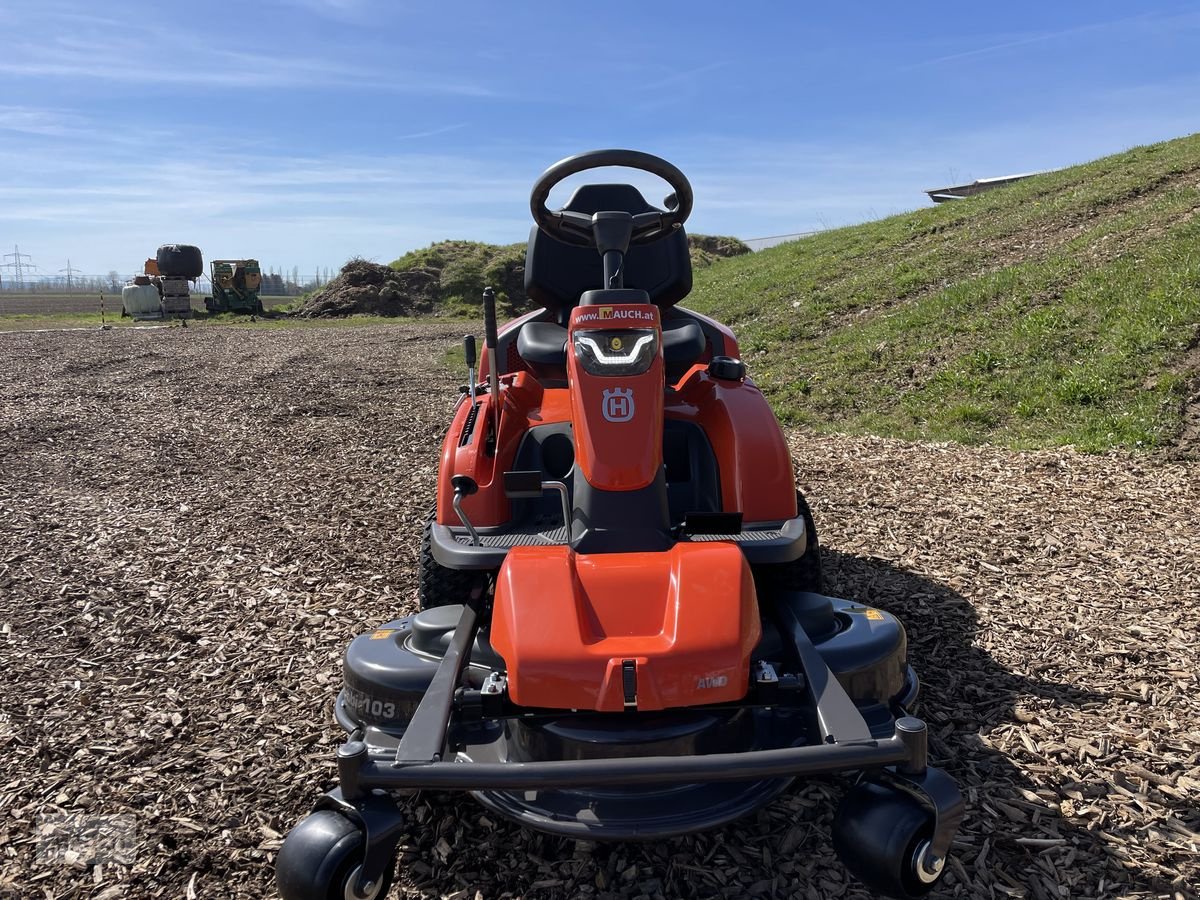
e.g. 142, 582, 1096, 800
369, 629, 397, 640
865, 609, 884, 621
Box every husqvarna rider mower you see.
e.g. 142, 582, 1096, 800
276, 150, 963, 899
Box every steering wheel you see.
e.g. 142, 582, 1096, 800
530, 149, 694, 248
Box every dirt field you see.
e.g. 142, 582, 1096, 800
0, 293, 292, 316
0, 324, 1196, 900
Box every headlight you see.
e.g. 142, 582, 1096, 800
573, 328, 658, 376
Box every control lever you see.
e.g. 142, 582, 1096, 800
482, 287, 500, 450
463, 334, 477, 405
503, 470, 571, 540
451, 475, 480, 546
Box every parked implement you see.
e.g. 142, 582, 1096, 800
155, 244, 201, 318
277, 150, 964, 900
121, 245, 202, 320
120, 275, 162, 320
206, 259, 264, 314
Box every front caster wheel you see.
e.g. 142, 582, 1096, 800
276, 810, 394, 900
832, 781, 944, 898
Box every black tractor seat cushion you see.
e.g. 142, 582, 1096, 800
663, 319, 705, 370
516, 318, 704, 375
517, 321, 568, 367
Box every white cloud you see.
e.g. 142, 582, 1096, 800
0, 6, 495, 95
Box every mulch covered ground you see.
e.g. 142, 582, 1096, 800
0, 323, 1195, 900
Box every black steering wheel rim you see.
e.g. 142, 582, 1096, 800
530, 149, 694, 247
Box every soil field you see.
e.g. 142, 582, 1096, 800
0, 324, 1196, 900
0, 294, 294, 316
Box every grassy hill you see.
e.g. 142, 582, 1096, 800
686, 134, 1200, 451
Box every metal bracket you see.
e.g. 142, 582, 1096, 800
774, 596, 874, 744
755, 660, 779, 684
393, 586, 484, 765
481, 672, 506, 696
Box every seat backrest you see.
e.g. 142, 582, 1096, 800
524, 184, 692, 319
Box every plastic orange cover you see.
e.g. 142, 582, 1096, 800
490, 542, 761, 712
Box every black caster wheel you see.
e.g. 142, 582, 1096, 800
276, 810, 394, 900
833, 781, 945, 898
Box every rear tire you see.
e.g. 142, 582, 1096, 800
754, 490, 824, 595
418, 508, 482, 609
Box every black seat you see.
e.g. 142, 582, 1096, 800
525, 184, 692, 318
663, 318, 705, 377
517, 321, 568, 367
515, 182, 700, 379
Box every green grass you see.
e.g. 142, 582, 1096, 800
0, 312, 143, 331
0, 310, 467, 333
686, 133, 1200, 451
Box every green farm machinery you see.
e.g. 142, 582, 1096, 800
206, 259, 264, 314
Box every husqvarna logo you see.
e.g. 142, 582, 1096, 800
602, 387, 635, 422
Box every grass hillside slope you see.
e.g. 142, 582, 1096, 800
686, 134, 1200, 451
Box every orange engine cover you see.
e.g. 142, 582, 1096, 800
490, 542, 761, 712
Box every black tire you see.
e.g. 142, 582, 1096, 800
276, 810, 393, 900
156, 244, 203, 279
418, 508, 482, 609
754, 490, 824, 595
832, 781, 942, 898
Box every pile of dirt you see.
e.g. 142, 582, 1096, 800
294, 258, 440, 318
688, 233, 752, 267
296, 234, 752, 318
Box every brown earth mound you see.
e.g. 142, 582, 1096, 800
295, 259, 440, 318
688, 234, 752, 267
297, 235, 753, 318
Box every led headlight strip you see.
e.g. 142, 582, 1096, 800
575, 333, 656, 365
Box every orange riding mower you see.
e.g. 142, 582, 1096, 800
277, 151, 963, 900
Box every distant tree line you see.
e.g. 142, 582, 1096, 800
0, 264, 338, 294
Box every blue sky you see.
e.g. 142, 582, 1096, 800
1, 1, 1198, 281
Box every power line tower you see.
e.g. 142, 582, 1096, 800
1, 245, 36, 289
59, 259, 81, 290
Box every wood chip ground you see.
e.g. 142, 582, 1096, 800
0, 324, 1196, 899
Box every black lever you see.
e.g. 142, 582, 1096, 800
482, 288, 501, 451
463, 335, 477, 404
451, 474, 478, 496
